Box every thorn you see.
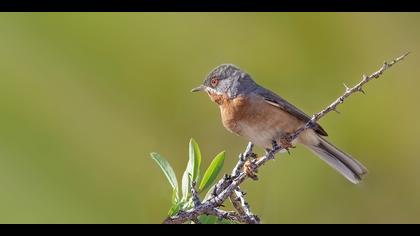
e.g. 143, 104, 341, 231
401, 51, 410, 60
359, 87, 366, 95
212, 186, 218, 196
362, 74, 368, 81
218, 213, 228, 221
333, 108, 340, 114
223, 174, 231, 181
343, 83, 350, 92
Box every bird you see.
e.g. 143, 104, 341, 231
191, 64, 368, 184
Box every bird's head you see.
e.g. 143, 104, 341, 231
191, 64, 256, 103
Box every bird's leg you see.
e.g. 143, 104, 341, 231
265, 140, 283, 160
241, 142, 259, 181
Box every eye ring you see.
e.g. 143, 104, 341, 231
210, 78, 219, 87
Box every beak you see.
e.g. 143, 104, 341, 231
191, 85, 206, 92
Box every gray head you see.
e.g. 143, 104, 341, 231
191, 64, 257, 98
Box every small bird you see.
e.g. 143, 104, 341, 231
191, 64, 367, 184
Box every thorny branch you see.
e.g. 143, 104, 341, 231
163, 52, 410, 224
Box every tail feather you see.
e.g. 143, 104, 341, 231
305, 135, 368, 184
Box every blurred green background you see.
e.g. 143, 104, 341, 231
0, 13, 419, 223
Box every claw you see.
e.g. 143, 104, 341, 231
244, 159, 258, 180
279, 137, 295, 155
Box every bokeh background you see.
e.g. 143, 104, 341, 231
0, 13, 419, 223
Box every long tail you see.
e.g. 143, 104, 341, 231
303, 134, 368, 184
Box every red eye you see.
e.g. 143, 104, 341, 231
210, 78, 219, 87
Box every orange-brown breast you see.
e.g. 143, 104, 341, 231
209, 92, 307, 149
207, 92, 249, 134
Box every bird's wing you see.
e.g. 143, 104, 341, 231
255, 86, 328, 136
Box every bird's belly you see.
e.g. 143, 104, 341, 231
238, 120, 282, 149
220, 95, 304, 149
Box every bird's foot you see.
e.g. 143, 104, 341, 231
265, 140, 285, 159
244, 158, 259, 181
242, 142, 259, 180
279, 135, 295, 155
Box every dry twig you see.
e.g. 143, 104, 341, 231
163, 52, 409, 224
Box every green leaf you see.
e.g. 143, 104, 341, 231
199, 151, 225, 193
203, 186, 215, 202
198, 215, 238, 224
198, 215, 218, 224
189, 138, 202, 182
151, 152, 179, 194
218, 219, 238, 224
168, 202, 182, 217
181, 171, 192, 200
181, 138, 202, 200
171, 188, 179, 205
